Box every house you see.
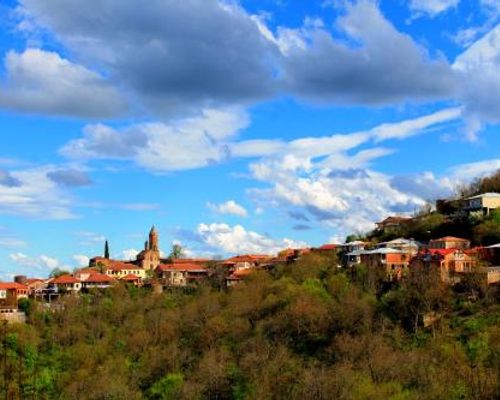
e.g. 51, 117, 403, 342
22, 278, 46, 295
104, 262, 147, 280
375, 216, 412, 231
344, 250, 364, 268
314, 244, 339, 253
463, 192, 500, 216
360, 248, 411, 281
429, 236, 470, 250
342, 241, 366, 253
376, 238, 419, 254
222, 255, 271, 272
121, 274, 142, 286
49, 275, 82, 293
410, 249, 477, 284
80, 272, 116, 289
156, 262, 208, 287
0, 282, 29, 309
226, 268, 254, 287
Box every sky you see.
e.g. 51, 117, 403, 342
0, 0, 499, 279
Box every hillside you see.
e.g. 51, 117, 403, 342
2, 252, 500, 399
361, 170, 500, 246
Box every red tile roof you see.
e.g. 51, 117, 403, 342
157, 263, 207, 272
318, 244, 338, 250
52, 275, 80, 284
0, 282, 29, 290
83, 273, 115, 283
223, 254, 271, 264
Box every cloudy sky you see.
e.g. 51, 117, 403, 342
0, 0, 499, 279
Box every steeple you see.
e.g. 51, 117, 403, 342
149, 225, 159, 251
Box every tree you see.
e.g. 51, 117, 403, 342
169, 244, 184, 260
104, 240, 110, 259
49, 268, 71, 278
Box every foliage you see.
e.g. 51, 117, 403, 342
169, 244, 184, 260
0, 253, 499, 399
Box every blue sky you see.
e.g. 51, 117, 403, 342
0, 0, 499, 279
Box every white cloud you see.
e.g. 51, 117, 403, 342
0, 165, 76, 219
10, 252, 59, 270
72, 254, 90, 267
0, 49, 126, 118
196, 223, 307, 255
121, 249, 139, 261
409, 0, 460, 17
448, 158, 500, 181
207, 200, 248, 217
453, 24, 500, 139
60, 108, 249, 171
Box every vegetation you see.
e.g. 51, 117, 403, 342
1, 252, 499, 399
363, 170, 500, 246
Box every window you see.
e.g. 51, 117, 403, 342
0, 290, 6, 299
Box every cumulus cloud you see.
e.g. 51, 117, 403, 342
279, 1, 455, 104
453, 25, 500, 139
72, 254, 89, 267
0, 169, 21, 187
121, 249, 139, 261
0, 49, 126, 118
12, 0, 461, 116
196, 223, 307, 255
10, 252, 59, 270
17, 0, 277, 115
245, 108, 461, 236
207, 200, 248, 217
47, 169, 92, 187
60, 108, 249, 171
0, 165, 76, 219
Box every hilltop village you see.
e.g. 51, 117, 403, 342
1, 190, 500, 323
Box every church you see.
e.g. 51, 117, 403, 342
89, 226, 162, 276
136, 226, 161, 271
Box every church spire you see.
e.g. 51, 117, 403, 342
149, 225, 159, 251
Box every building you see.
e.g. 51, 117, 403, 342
429, 236, 471, 250
222, 254, 271, 272
104, 262, 147, 280
463, 193, 500, 216
136, 226, 161, 271
375, 216, 412, 231
0, 282, 29, 309
410, 249, 477, 284
156, 262, 208, 287
226, 268, 254, 287
360, 248, 411, 281
80, 272, 116, 289
49, 275, 82, 293
376, 238, 419, 254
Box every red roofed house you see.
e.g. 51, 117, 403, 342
222, 255, 271, 272
226, 268, 254, 287
50, 275, 82, 293
429, 236, 471, 250
375, 216, 412, 231
80, 272, 116, 289
104, 262, 147, 280
156, 262, 208, 287
121, 274, 142, 286
410, 249, 477, 283
314, 244, 339, 254
0, 282, 29, 308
